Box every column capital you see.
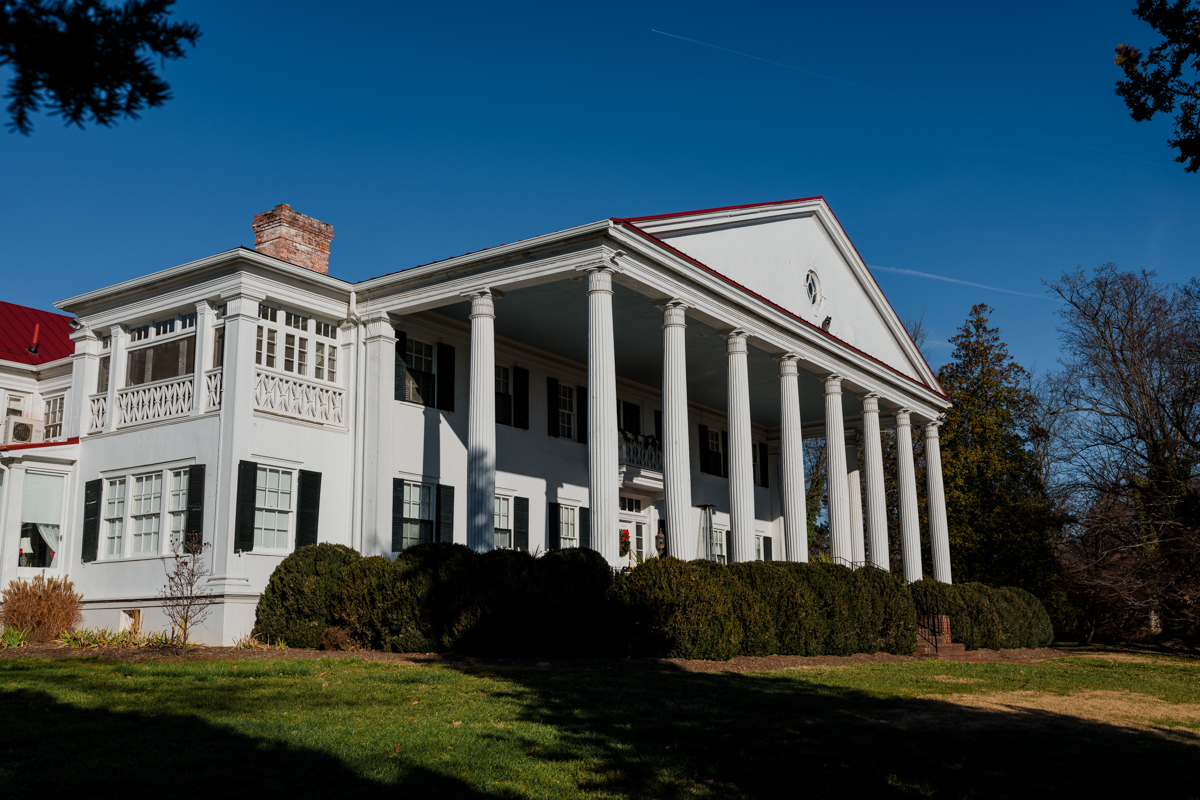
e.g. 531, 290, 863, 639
860, 392, 882, 413
462, 288, 499, 319
195, 299, 216, 315
823, 373, 845, 394
894, 407, 913, 426
578, 266, 615, 294
924, 419, 943, 438
659, 299, 688, 328
362, 312, 397, 342
776, 353, 800, 376
219, 290, 266, 320
721, 328, 750, 354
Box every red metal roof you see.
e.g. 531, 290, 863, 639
0, 301, 75, 366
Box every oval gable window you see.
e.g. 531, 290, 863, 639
805, 271, 820, 306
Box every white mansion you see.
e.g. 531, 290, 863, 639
0, 198, 952, 644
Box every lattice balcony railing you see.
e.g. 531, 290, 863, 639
254, 370, 344, 425
88, 393, 108, 431
116, 376, 194, 426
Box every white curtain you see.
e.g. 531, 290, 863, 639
22, 472, 64, 568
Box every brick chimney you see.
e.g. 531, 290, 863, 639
252, 204, 334, 275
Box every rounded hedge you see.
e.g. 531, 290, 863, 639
618, 557, 742, 659
254, 543, 361, 648
910, 580, 1055, 650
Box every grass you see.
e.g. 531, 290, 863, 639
2, 652, 1199, 798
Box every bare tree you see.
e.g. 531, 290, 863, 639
902, 306, 931, 363
158, 537, 216, 650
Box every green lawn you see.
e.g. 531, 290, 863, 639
3, 653, 1199, 798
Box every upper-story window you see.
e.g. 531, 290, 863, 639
286, 312, 308, 331
405, 338, 435, 405
259, 304, 278, 322
494, 495, 511, 549
256, 326, 277, 368
179, 313, 196, 330
496, 366, 512, 426
126, 335, 195, 387
130, 325, 150, 342
557, 385, 575, 439
314, 341, 336, 382
315, 321, 337, 339
255, 304, 339, 385
154, 319, 175, 337
43, 396, 64, 439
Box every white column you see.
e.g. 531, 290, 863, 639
190, 300, 214, 417
895, 409, 923, 583
925, 421, 952, 584
361, 313, 396, 556
861, 393, 889, 571
586, 267, 619, 563
661, 299, 694, 559
723, 329, 755, 562
777, 355, 808, 562
104, 325, 127, 432
66, 328, 99, 438
465, 289, 497, 553
824, 375, 851, 565
846, 429, 865, 565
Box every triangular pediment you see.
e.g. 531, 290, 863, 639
627, 198, 937, 390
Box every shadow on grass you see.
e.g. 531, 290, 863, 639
0, 685, 494, 799
442, 661, 1200, 799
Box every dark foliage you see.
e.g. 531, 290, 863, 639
0, 0, 200, 134
1114, 0, 1200, 171
619, 557, 742, 660
910, 579, 1055, 650
253, 543, 360, 649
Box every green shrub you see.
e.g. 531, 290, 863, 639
910, 580, 1055, 650
533, 548, 618, 656
782, 562, 859, 655
331, 556, 431, 652
619, 558, 741, 660
253, 543, 360, 648
1006, 587, 1055, 647
444, 548, 541, 655
393, 542, 475, 652
725, 562, 794, 656
855, 566, 918, 655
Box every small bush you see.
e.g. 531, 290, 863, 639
253, 543, 361, 648
320, 626, 356, 651
619, 558, 742, 660
1, 574, 81, 642
2, 625, 30, 649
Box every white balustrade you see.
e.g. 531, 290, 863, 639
204, 369, 224, 410
88, 393, 108, 431
254, 370, 344, 425
116, 376, 194, 426
618, 430, 663, 471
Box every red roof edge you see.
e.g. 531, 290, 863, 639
0, 437, 80, 453
612, 219, 950, 402
619, 196, 825, 223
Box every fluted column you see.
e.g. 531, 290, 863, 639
661, 300, 694, 559
724, 329, 755, 563
895, 409, 923, 583
778, 355, 808, 562
925, 421, 952, 583
846, 430, 865, 565
586, 267, 619, 563
824, 375, 851, 565
465, 289, 497, 553
104, 324, 127, 432
861, 394, 889, 570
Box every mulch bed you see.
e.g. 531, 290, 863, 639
0, 643, 1065, 671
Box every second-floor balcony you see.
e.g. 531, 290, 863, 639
619, 430, 663, 493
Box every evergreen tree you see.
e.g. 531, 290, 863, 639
937, 305, 1065, 613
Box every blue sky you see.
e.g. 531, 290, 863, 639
2, 0, 1197, 376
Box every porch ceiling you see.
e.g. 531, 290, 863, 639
436, 279, 862, 432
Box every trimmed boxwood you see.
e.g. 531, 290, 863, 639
534, 547, 619, 656
855, 566, 918, 655
618, 557, 742, 660
910, 580, 1055, 650
254, 543, 360, 648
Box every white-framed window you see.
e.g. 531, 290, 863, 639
97, 355, 111, 392
752, 442, 761, 486
315, 341, 338, 382
179, 312, 196, 330
125, 335, 195, 387
259, 304, 278, 323
130, 473, 163, 554
805, 271, 821, 306
43, 396, 64, 439
130, 325, 150, 342
212, 327, 225, 369
755, 534, 773, 562
405, 338, 435, 405
711, 527, 727, 564
285, 312, 308, 331
494, 495, 511, 549
558, 385, 575, 439
315, 320, 337, 339
559, 505, 578, 548
18, 471, 65, 569
619, 497, 642, 513
154, 318, 175, 337
400, 482, 433, 549
256, 326, 277, 368
168, 469, 189, 549
635, 522, 645, 556
496, 366, 512, 426
284, 333, 308, 374
254, 467, 293, 549
104, 478, 126, 556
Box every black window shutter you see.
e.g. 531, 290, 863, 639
496, 391, 513, 426
763, 536, 773, 561
721, 430, 730, 479
546, 377, 560, 436
234, 460, 258, 552
81, 478, 102, 563
654, 410, 662, 441
436, 343, 455, 412
698, 424, 710, 474
394, 331, 408, 401
725, 530, 733, 563
576, 386, 588, 444
579, 506, 591, 550
436, 484, 454, 543
513, 366, 530, 429
759, 442, 770, 488
513, 496, 529, 551
185, 465, 205, 549
547, 502, 561, 550
622, 401, 641, 436
392, 478, 405, 551
295, 470, 322, 549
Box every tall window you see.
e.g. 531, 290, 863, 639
168, 469, 189, 549
130, 473, 162, 554
212, 327, 225, 369
315, 341, 337, 382
43, 396, 64, 439
494, 495, 511, 549
254, 467, 292, 549
495, 366, 512, 426
711, 528, 727, 564
706, 430, 724, 476
256, 326, 277, 368
104, 479, 126, 556
558, 385, 575, 439
285, 333, 296, 373
559, 506, 578, 548
752, 442, 761, 486
405, 339, 435, 405
125, 335, 195, 386
401, 483, 433, 549
97, 355, 111, 392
